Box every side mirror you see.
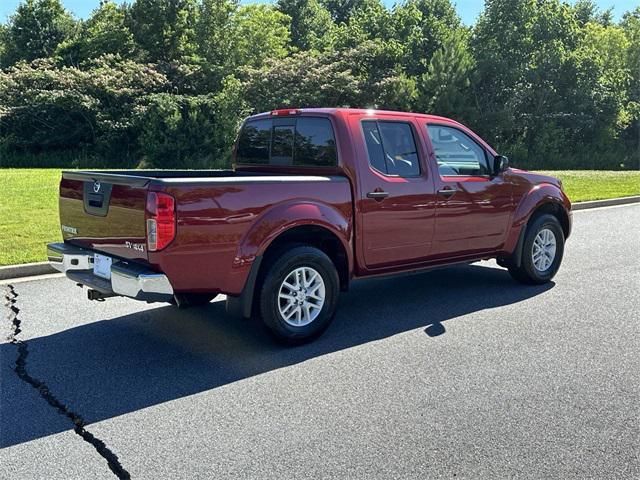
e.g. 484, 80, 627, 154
493, 155, 509, 175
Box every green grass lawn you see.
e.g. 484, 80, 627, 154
0, 168, 638, 266
537, 170, 640, 203
0, 169, 62, 266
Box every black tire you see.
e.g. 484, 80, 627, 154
259, 246, 340, 345
508, 213, 564, 284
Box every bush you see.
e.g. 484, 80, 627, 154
0, 143, 98, 168
138, 76, 248, 169
0, 56, 170, 167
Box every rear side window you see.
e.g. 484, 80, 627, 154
236, 119, 271, 164
236, 117, 337, 167
362, 121, 420, 177
295, 117, 337, 166
426, 125, 490, 176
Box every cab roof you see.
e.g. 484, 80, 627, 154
247, 107, 454, 124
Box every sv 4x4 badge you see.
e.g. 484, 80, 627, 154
125, 241, 145, 252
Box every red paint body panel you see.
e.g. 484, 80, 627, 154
57, 108, 571, 297
147, 177, 352, 294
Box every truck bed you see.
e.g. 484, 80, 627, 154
64, 169, 281, 183
58, 169, 353, 295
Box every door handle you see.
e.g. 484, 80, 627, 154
367, 191, 389, 200
437, 187, 458, 198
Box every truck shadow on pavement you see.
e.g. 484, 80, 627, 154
1, 263, 553, 448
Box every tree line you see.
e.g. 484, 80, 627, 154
0, 0, 638, 170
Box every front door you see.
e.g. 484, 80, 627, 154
423, 123, 513, 259
354, 117, 437, 269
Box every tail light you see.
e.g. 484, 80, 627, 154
146, 192, 175, 251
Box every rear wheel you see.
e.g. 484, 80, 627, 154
259, 246, 339, 345
508, 214, 564, 284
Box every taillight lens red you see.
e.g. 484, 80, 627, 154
146, 192, 175, 251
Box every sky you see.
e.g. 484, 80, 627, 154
0, 0, 637, 24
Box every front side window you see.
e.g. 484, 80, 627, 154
362, 120, 420, 177
426, 125, 490, 176
236, 117, 337, 167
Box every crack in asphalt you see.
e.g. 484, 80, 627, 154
4, 285, 131, 479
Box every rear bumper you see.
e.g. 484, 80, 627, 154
47, 242, 174, 302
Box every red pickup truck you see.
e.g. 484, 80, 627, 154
48, 108, 571, 343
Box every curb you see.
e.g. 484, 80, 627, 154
1, 196, 639, 281
571, 195, 640, 211
0, 262, 57, 281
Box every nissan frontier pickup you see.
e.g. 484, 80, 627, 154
48, 108, 572, 344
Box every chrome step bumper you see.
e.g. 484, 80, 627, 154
47, 242, 174, 302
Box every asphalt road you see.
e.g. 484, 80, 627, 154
2, 204, 639, 479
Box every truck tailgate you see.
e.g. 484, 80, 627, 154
59, 172, 149, 262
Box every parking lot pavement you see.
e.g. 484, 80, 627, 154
1, 204, 639, 479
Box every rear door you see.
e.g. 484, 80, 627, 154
59, 172, 150, 262
353, 115, 437, 269
423, 123, 513, 258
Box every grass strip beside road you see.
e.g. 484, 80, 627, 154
0, 168, 638, 266
537, 170, 640, 203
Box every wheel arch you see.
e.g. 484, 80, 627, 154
258, 224, 351, 293
227, 201, 353, 319
528, 201, 571, 240
503, 185, 571, 267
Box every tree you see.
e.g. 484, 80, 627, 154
241, 50, 361, 112
277, 0, 334, 51
329, 0, 410, 108
0, 24, 6, 61
320, 0, 374, 25
470, 0, 634, 169
195, 0, 237, 73
1, 0, 76, 67
573, 21, 630, 138
572, 0, 613, 27
338, 39, 406, 105
333, 0, 395, 49
393, 0, 462, 77
417, 29, 473, 119
471, 0, 579, 158
1, 0, 638, 170
127, 0, 199, 62
621, 7, 640, 167
241, 41, 415, 112
230, 4, 291, 69
56, 1, 136, 64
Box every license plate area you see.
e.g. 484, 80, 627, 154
93, 253, 112, 280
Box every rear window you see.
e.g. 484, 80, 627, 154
271, 125, 295, 165
236, 117, 337, 167
362, 120, 420, 177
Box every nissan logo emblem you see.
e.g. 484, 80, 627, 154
93, 181, 101, 193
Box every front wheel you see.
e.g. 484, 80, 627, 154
259, 246, 340, 345
508, 213, 565, 284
